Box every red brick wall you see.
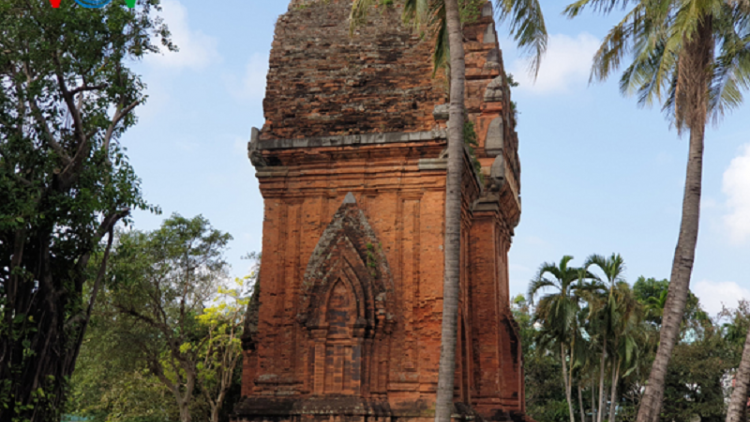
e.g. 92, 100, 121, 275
236, 1, 529, 421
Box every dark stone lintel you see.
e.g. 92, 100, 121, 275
250, 127, 447, 151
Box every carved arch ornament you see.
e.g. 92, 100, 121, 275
297, 193, 396, 396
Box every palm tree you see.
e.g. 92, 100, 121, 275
605, 282, 644, 422
643, 289, 667, 325
350, 3, 546, 422
576, 278, 610, 422
584, 253, 626, 422
564, 0, 750, 419
529, 255, 587, 422
571, 271, 598, 422
574, 338, 600, 422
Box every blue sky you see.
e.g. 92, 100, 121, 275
122, 0, 750, 317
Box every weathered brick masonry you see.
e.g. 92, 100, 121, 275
235, 1, 527, 422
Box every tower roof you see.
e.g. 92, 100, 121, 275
259, 0, 446, 141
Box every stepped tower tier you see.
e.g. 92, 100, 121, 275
234, 1, 527, 422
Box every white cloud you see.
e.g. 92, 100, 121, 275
226, 53, 269, 101
693, 280, 750, 316
509, 33, 600, 94
145, 0, 220, 70
722, 143, 750, 243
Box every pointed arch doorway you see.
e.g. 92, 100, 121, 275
298, 193, 396, 398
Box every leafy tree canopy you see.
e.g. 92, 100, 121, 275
0, 1, 171, 420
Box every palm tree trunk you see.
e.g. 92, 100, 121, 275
561, 344, 576, 422
579, 383, 586, 422
727, 324, 750, 422
636, 112, 704, 422
597, 341, 606, 422
609, 358, 621, 422
434, 1, 465, 422
635, 21, 711, 422
569, 339, 578, 421
592, 380, 597, 422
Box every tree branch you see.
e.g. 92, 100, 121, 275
95, 209, 129, 244
117, 305, 176, 342
148, 354, 177, 393
51, 52, 85, 143
51, 52, 94, 189
103, 98, 140, 159
69, 83, 107, 96
21, 64, 72, 167
64, 228, 115, 373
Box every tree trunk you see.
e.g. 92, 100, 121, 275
597, 342, 607, 422
167, 380, 193, 422
210, 404, 221, 422
727, 324, 750, 422
579, 383, 586, 422
609, 358, 621, 422
163, 366, 195, 422
434, 1, 465, 422
178, 399, 192, 422
592, 380, 597, 422
1, 232, 114, 422
561, 344, 576, 422
635, 20, 711, 422
636, 124, 704, 422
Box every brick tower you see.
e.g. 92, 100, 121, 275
234, 1, 526, 422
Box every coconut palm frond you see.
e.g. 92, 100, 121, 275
495, 0, 548, 78
349, 0, 379, 33
402, 0, 432, 26
591, 3, 646, 82
431, 1, 449, 74
599, 0, 680, 108
563, 0, 595, 18
709, 13, 750, 120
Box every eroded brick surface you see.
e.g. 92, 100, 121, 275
260, 0, 445, 140
235, 2, 529, 422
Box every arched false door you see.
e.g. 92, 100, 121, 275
298, 193, 395, 397
321, 279, 358, 394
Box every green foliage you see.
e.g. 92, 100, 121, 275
68, 215, 245, 422
0, 1, 171, 420
197, 277, 249, 422
523, 254, 749, 422
633, 276, 707, 328
506, 73, 520, 87
512, 297, 569, 422
458, 0, 485, 24
660, 329, 733, 422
